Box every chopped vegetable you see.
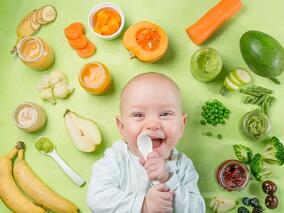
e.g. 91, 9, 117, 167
220, 68, 252, 96
68, 34, 88, 49
75, 41, 96, 58
186, 0, 242, 45
64, 22, 85, 40
250, 153, 273, 181
261, 136, 284, 165
201, 99, 230, 126
233, 144, 253, 164
64, 22, 96, 58
37, 70, 74, 104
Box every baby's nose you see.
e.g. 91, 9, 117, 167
144, 120, 161, 131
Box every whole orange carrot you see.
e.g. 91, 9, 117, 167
186, 0, 242, 45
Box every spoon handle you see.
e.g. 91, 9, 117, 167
49, 151, 86, 186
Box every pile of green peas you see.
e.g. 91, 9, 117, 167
200, 99, 230, 126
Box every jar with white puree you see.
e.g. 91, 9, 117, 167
13, 102, 47, 132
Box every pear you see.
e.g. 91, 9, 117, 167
209, 196, 237, 213
63, 109, 102, 152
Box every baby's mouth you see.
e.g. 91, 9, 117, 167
150, 137, 165, 149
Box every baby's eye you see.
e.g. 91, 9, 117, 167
160, 112, 172, 117
131, 113, 144, 118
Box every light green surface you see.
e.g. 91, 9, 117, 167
1, 0, 284, 212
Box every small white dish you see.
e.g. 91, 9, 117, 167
88, 2, 125, 40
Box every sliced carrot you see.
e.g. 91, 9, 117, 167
68, 34, 88, 49
76, 41, 96, 58
186, 0, 242, 45
64, 22, 85, 40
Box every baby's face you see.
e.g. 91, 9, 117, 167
117, 77, 187, 159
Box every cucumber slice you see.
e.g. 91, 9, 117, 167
41, 5, 57, 23
228, 71, 243, 86
232, 68, 252, 84
224, 77, 240, 91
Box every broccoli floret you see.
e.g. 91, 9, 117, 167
261, 136, 284, 165
250, 153, 273, 181
233, 144, 253, 164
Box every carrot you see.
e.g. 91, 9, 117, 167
68, 34, 88, 49
64, 22, 85, 40
76, 41, 96, 58
186, 0, 242, 45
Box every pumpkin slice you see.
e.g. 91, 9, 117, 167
122, 21, 168, 63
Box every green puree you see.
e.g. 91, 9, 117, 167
246, 114, 267, 137
35, 136, 54, 153
190, 47, 223, 82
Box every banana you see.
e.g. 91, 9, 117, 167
0, 142, 46, 213
11, 5, 57, 54
13, 144, 79, 213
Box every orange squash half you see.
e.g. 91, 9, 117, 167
122, 21, 168, 63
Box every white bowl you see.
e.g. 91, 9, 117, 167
88, 2, 125, 40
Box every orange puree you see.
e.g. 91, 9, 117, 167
79, 62, 112, 95
17, 36, 54, 70
21, 39, 42, 61
93, 8, 121, 36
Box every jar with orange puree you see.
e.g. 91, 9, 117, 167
17, 36, 55, 70
79, 62, 112, 95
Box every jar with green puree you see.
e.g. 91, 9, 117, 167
239, 109, 271, 141
190, 47, 223, 82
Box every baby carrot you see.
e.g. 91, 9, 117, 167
186, 0, 242, 45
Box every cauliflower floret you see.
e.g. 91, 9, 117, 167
39, 88, 56, 104
49, 70, 66, 84
38, 74, 52, 90
53, 82, 70, 99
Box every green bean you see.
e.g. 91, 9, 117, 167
255, 94, 268, 105
240, 90, 263, 97
244, 96, 253, 104
251, 86, 273, 94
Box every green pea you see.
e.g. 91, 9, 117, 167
217, 134, 223, 139
200, 120, 206, 125
223, 113, 229, 118
206, 132, 213, 136
220, 119, 225, 124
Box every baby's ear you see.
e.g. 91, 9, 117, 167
180, 113, 187, 135
116, 116, 124, 133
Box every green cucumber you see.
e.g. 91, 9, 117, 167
240, 30, 284, 82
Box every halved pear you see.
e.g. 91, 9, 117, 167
63, 109, 102, 152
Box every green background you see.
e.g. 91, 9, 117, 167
1, 0, 284, 212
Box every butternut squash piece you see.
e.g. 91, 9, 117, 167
122, 21, 168, 63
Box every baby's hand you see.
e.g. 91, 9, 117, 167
142, 184, 174, 213
140, 151, 170, 183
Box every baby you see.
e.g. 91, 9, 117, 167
87, 72, 205, 213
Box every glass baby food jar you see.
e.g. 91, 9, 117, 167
13, 102, 47, 132
215, 159, 250, 191
17, 36, 55, 70
239, 109, 271, 141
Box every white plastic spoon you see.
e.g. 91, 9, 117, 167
137, 133, 159, 186
35, 136, 86, 187
45, 148, 86, 187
